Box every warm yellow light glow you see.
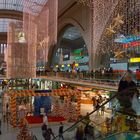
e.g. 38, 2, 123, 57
56, 65, 58, 68
62, 65, 64, 67
67, 64, 70, 67
75, 63, 79, 67
18, 31, 26, 43
130, 58, 140, 63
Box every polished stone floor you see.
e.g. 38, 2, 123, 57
0, 104, 111, 140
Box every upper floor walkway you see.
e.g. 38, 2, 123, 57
37, 72, 122, 91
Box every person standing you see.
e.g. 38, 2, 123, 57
59, 122, 64, 140
43, 114, 48, 126
41, 123, 47, 139
92, 97, 97, 110
84, 123, 89, 140
76, 125, 84, 140
117, 71, 138, 113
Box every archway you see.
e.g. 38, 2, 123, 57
3, 89, 81, 127
51, 25, 89, 72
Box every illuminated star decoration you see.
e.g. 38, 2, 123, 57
114, 51, 125, 59
106, 25, 116, 36
114, 14, 124, 27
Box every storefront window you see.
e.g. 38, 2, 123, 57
52, 25, 89, 72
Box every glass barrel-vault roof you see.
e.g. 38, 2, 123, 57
0, 18, 20, 32
0, 0, 48, 33
0, 0, 48, 14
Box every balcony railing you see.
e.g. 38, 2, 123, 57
37, 71, 126, 87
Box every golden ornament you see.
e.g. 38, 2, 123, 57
106, 25, 116, 36
114, 51, 125, 59
114, 14, 124, 27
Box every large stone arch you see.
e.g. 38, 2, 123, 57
48, 17, 89, 69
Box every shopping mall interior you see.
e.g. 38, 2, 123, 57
1, 0, 140, 140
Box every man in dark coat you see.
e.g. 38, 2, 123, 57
117, 71, 138, 113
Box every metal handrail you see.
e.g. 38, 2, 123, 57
53, 92, 119, 140
99, 131, 140, 140
53, 83, 140, 140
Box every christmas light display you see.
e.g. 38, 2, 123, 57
96, 0, 140, 57
7, 0, 58, 78
75, 0, 92, 7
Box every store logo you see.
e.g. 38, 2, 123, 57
123, 41, 140, 48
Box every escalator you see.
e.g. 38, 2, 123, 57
53, 87, 140, 140
100, 132, 140, 140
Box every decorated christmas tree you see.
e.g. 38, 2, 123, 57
51, 99, 61, 117
17, 125, 32, 140
68, 102, 77, 122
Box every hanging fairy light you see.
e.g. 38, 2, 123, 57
95, 0, 127, 54
75, 0, 93, 7
97, 0, 140, 57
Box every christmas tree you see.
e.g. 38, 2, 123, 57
17, 125, 32, 140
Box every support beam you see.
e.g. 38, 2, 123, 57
0, 9, 23, 20
0, 32, 7, 43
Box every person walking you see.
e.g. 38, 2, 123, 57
96, 100, 100, 116
44, 128, 55, 140
59, 122, 64, 140
101, 105, 105, 116
43, 114, 48, 126
48, 128, 55, 139
0, 118, 1, 135
41, 123, 47, 139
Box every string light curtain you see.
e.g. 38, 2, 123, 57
23, 1, 37, 78
36, 0, 58, 69
96, 0, 140, 60
76, 0, 140, 67
7, 21, 28, 78
7, 0, 58, 78
75, 0, 120, 67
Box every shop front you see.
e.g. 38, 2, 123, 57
77, 86, 116, 109
52, 26, 89, 72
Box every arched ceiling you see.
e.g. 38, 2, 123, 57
0, 0, 76, 34
0, 0, 48, 34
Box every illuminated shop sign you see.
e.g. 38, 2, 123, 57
74, 56, 83, 60
63, 52, 70, 61
130, 58, 140, 63
115, 35, 140, 43
123, 41, 140, 48
73, 49, 82, 54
